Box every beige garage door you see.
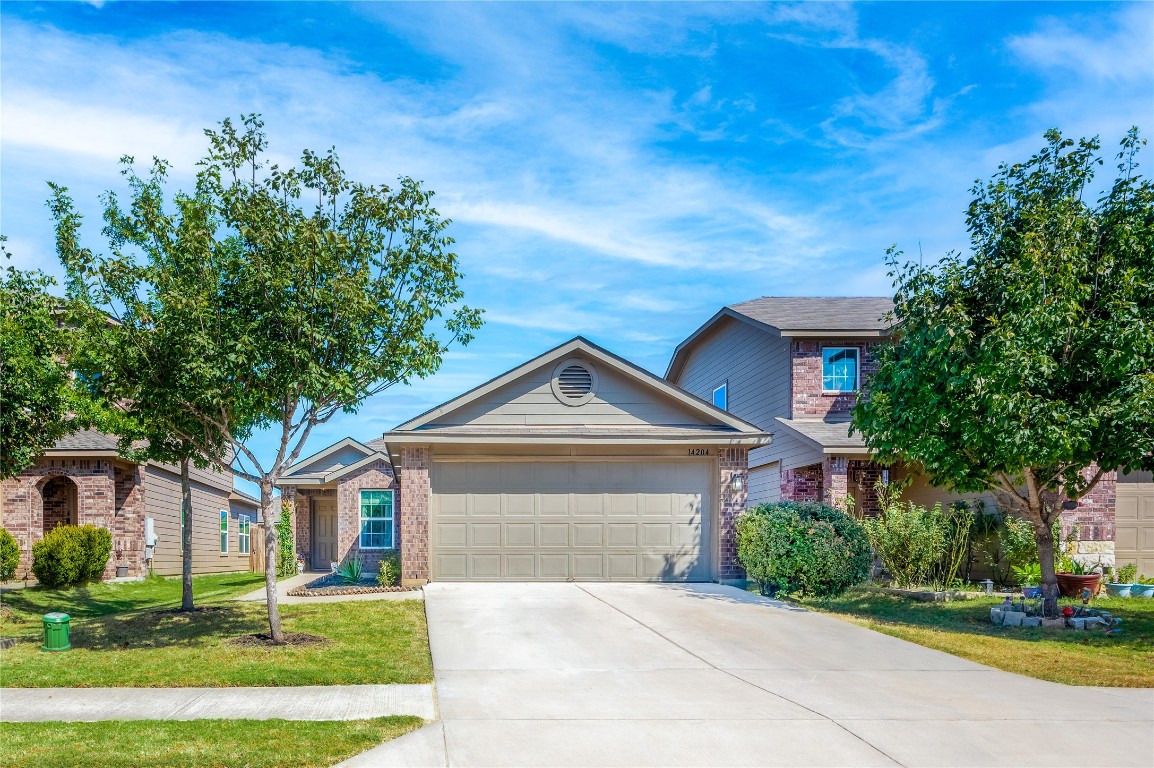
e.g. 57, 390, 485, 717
1117, 482, 1154, 578
430, 459, 711, 581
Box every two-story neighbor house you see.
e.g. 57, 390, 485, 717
666, 296, 1149, 574
1, 429, 260, 580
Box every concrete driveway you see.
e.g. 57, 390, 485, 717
342, 583, 1153, 767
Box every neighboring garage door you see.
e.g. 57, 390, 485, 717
1117, 481, 1154, 578
430, 459, 711, 581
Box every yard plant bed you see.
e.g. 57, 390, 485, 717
286, 573, 420, 597
0, 573, 432, 687
0, 716, 423, 768
800, 589, 1154, 687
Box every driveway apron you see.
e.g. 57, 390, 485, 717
340, 582, 1153, 767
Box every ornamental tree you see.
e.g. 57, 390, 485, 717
853, 129, 1154, 616
54, 115, 482, 642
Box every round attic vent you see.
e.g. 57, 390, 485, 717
550, 359, 598, 406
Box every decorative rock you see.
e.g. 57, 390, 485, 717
1041, 618, 1066, 630
1022, 616, 1043, 627
1002, 611, 1025, 627
990, 608, 1005, 626
1083, 617, 1107, 629
1070, 618, 1086, 630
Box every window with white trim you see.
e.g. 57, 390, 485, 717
712, 382, 728, 410
219, 509, 228, 553
238, 514, 251, 555
822, 347, 859, 393
359, 489, 395, 549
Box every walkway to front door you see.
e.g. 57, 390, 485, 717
342, 582, 1152, 767
311, 499, 337, 570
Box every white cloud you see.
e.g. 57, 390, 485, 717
1008, 4, 1154, 83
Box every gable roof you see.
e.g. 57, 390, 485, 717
279, 437, 388, 485
384, 336, 769, 445
666, 296, 895, 380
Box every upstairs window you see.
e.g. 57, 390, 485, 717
822, 347, 859, 393
712, 382, 728, 410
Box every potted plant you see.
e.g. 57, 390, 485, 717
1055, 556, 1101, 598
1133, 576, 1154, 599
1105, 562, 1136, 597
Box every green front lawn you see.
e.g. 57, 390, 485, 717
800, 589, 1154, 687
0, 573, 432, 687
0, 716, 423, 768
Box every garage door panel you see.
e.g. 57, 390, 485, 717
505, 523, 535, 547
1116, 484, 1154, 579
431, 460, 710, 581
540, 523, 569, 546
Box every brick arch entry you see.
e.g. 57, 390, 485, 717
39, 475, 79, 532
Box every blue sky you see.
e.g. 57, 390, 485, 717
2, 2, 1151, 483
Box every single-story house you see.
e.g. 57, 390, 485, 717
277, 337, 769, 584
0, 430, 260, 579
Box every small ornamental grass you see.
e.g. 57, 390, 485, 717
736, 501, 870, 598
376, 552, 401, 587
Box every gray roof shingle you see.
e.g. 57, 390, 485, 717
775, 418, 867, 449
729, 296, 894, 332
47, 429, 121, 451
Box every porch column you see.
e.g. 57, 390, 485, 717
823, 456, 849, 509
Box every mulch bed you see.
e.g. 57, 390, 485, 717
285, 573, 420, 598
230, 631, 327, 647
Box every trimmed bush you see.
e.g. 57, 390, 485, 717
31, 524, 111, 588
276, 500, 297, 578
736, 501, 871, 597
376, 552, 402, 587
0, 527, 20, 582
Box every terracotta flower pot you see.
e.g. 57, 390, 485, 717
1056, 572, 1101, 598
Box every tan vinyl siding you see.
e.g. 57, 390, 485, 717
145, 466, 251, 575
149, 459, 234, 493
673, 317, 790, 469
896, 470, 997, 513
748, 462, 781, 507
442, 362, 710, 427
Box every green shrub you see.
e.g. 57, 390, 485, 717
376, 552, 401, 587
736, 501, 870, 598
1118, 563, 1138, 583
31, 525, 110, 588
862, 489, 949, 589
0, 527, 20, 582
275, 500, 297, 578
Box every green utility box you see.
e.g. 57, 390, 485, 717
42, 612, 71, 652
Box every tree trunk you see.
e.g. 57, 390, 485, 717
180, 457, 194, 612
261, 479, 284, 644
1035, 516, 1059, 618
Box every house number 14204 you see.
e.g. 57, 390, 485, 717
688, 448, 710, 456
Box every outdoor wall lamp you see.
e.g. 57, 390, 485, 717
732, 475, 744, 491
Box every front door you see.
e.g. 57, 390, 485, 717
312, 499, 338, 570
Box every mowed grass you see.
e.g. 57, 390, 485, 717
0, 573, 432, 687
0, 716, 424, 768
800, 589, 1154, 687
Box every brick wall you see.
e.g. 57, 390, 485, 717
336, 460, 398, 573
848, 460, 887, 516
1059, 465, 1117, 569
718, 447, 749, 581
790, 341, 881, 418
822, 456, 849, 508
0, 458, 146, 579
399, 447, 430, 583
781, 465, 822, 502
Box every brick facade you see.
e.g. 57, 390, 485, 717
0, 458, 146, 579
1058, 465, 1117, 569
848, 460, 886, 516
398, 447, 430, 583
336, 460, 398, 573
822, 456, 849, 509
781, 465, 822, 502
718, 447, 749, 581
790, 340, 881, 419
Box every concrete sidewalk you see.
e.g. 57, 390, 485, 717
234, 572, 424, 604
0, 684, 436, 722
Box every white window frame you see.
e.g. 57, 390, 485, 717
822, 346, 860, 393
219, 509, 229, 554
359, 489, 396, 550
238, 514, 251, 555
712, 382, 728, 410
